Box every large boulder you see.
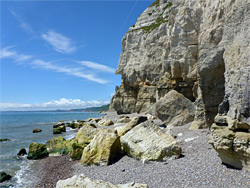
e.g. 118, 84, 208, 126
46, 136, 76, 156
70, 143, 88, 160
148, 90, 195, 127
75, 125, 98, 144
115, 116, 148, 136
56, 174, 148, 188
209, 122, 250, 170
121, 121, 181, 162
81, 129, 121, 166
27, 142, 49, 160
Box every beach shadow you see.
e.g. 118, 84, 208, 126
178, 154, 185, 159
110, 153, 126, 165
222, 162, 241, 170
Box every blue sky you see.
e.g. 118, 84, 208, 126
0, 0, 153, 111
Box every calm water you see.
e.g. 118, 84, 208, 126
0, 111, 103, 188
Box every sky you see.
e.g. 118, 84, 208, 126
0, 0, 153, 111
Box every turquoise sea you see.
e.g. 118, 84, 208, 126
0, 111, 103, 188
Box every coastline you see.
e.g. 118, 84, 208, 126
0, 111, 104, 188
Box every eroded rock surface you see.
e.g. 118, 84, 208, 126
148, 90, 195, 127
81, 129, 121, 166
121, 121, 181, 161
56, 175, 148, 188
115, 116, 148, 136
27, 142, 48, 160
209, 117, 250, 170
110, 0, 198, 115
110, 0, 250, 130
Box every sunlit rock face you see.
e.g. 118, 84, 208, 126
110, 0, 250, 134
110, 0, 198, 115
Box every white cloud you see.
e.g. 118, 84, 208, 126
41, 31, 76, 54
32, 60, 108, 84
1, 46, 109, 84
78, 61, 116, 73
20, 22, 34, 33
0, 98, 109, 111
0, 46, 32, 62
11, 10, 34, 33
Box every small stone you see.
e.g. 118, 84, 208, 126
0, 138, 11, 142
0, 171, 12, 183
17, 148, 27, 156
53, 128, 62, 134
33, 129, 42, 133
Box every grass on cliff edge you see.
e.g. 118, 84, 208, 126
130, 2, 172, 33
149, 0, 160, 8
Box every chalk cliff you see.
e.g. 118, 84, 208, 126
110, 0, 250, 169
110, 0, 249, 128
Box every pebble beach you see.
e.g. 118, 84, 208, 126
32, 119, 250, 188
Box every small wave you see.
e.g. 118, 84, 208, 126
13, 159, 35, 188
35, 121, 57, 125
64, 131, 77, 140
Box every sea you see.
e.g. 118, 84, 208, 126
0, 111, 103, 188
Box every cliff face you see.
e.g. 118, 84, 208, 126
110, 0, 250, 130
111, 0, 198, 114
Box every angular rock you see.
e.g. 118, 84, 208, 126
67, 122, 78, 129
116, 116, 131, 124
93, 118, 101, 123
0, 172, 12, 183
148, 90, 195, 127
115, 116, 148, 136
121, 121, 181, 162
70, 143, 87, 160
75, 125, 97, 144
53, 122, 65, 128
17, 148, 27, 156
33, 129, 42, 133
86, 118, 93, 122
81, 129, 121, 166
27, 142, 48, 160
209, 124, 250, 170
97, 119, 114, 126
53, 128, 62, 134
58, 125, 66, 132
56, 174, 148, 188
46, 136, 76, 156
